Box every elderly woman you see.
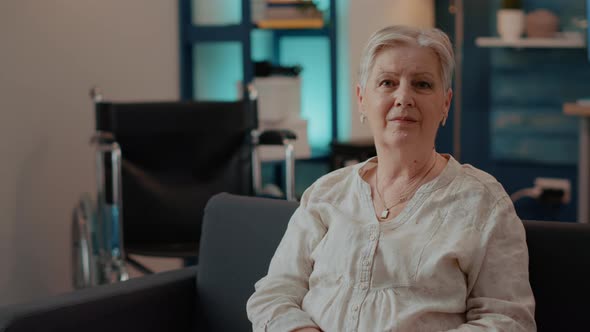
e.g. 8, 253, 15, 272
247, 25, 536, 332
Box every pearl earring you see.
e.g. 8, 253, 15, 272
360, 113, 367, 124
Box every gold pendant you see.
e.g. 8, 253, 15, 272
380, 209, 389, 219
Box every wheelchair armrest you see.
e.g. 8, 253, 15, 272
0, 267, 198, 332
258, 129, 297, 146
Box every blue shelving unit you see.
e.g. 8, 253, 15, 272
178, 0, 339, 141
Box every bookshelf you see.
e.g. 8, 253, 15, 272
178, 0, 338, 144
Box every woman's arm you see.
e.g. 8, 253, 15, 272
447, 197, 536, 331
246, 191, 327, 332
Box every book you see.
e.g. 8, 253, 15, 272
256, 18, 323, 29
264, 7, 322, 20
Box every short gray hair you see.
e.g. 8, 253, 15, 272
358, 25, 455, 92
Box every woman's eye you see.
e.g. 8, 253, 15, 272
379, 80, 395, 87
415, 81, 433, 89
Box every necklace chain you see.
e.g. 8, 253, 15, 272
375, 154, 438, 219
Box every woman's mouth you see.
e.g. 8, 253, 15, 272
391, 116, 417, 123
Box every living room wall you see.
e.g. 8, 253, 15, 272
0, 0, 179, 306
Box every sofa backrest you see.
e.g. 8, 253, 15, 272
197, 193, 298, 332
198, 193, 590, 331
524, 220, 590, 331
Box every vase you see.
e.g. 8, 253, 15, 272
497, 9, 525, 41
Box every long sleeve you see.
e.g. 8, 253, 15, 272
447, 197, 536, 332
246, 190, 327, 332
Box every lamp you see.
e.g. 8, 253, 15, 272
392, 0, 435, 28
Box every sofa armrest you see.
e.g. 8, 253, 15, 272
0, 266, 197, 332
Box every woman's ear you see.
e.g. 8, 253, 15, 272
444, 88, 453, 114
356, 84, 364, 114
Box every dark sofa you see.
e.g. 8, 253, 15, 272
1, 193, 590, 331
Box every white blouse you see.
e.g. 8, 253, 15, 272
247, 155, 536, 332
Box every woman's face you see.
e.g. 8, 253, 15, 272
357, 44, 452, 151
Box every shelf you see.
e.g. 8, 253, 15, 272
264, 26, 331, 37
266, 0, 306, 4
475, 36, 585, 48
563, 102, 590, 117
181, 0, 339, 141
184, 24, 331, 43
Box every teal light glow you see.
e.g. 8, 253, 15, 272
280, 37, 331, 151
336, 0, 350, 141
193, 42, 243, 101
251, 30, 273, 61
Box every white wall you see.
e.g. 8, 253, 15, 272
0, 0, 438, 306
348, 0, 434, 140
0, 0, 179, 305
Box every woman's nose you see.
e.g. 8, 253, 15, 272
395, 81, 415, 108
395, 98, 414, 108
394, 86, 415, 108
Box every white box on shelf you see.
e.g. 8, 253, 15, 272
238, 76, 311, 161
252, 76, 301, 123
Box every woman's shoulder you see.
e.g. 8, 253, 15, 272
449, 159, 510, 206
441, 159, 517, 231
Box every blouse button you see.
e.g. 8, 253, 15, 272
369, 234, 376, 241
352, 304, 359, 312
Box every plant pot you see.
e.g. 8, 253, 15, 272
497, 9, 525, 41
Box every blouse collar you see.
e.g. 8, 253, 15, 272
356, 153, 460, 195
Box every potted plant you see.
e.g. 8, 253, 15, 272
497, 0, 525, 41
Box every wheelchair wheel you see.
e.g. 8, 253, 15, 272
72, 193, 97, 289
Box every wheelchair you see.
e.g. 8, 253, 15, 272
72, 86, 297, 289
